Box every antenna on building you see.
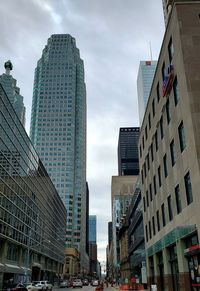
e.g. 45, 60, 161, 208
149, 41, 153, 61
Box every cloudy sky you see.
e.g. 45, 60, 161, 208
0, 0, 165, 263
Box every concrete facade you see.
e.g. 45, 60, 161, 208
139, 3, 200, 291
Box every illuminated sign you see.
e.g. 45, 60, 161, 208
162, 64, 174, 97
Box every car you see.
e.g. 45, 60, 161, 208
91, 280, 99, 287
72, 279, 83, 288
59, 280, 69, 288
33, 281, 52, 291
24, 283, 38, 291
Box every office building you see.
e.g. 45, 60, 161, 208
111, 176, 138, 280
118, 127, 140, 176
137, 61, 157, 126
0, 60, 25, 127
0, 84, 66, 289
30, 34, 88, 270
89, 215, 97, 243
139, 3, 200, 291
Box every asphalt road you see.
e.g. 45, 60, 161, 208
53, 286, 115, 291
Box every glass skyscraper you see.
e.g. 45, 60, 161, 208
30, 34, 87, 270
0, 60, 26, 127
89, 215, 96, 243
137, 61, 157, 125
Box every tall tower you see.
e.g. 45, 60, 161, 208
118, 127, 140, 176
137, 61, 157, 126
0, 60, 26, 127
30, 34, 88, 270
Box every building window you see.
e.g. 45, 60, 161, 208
160, 116, 164, 139
158, 166, 162, 187
162, 62, 166, 82
156, 210, 160, 231
155, 131, 158, 151
184, 172, 193, 205
161, 203, 166, 227
152, 216, 156, 235
168, 195, 173, 221
149, 221, 152, 239
147, 153, 150, 171
173, 76, 179, 105
170, 139, 176, 166
144, 161, 147, 178
150, 183, 153, 201
141, 169, 144, 184
142, 136, 144, 149
178, 121, 186, 152
143, 197, 146, 212
148, 113, 151, 130
153, 175, 157, 195
168, 37, 174, 63
146, 191, 149, 207
175, 185, 182, 214
163, 154, 168, 178
152, 99, 155, 117
166, 99, 171, 124
157, 82, 160, 103
151, 143, 154, 162
145, 225, 148, 242
145, 125, 148, 140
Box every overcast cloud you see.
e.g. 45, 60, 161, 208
0, 0, 165, 263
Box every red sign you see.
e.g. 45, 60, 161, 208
162, 65, 174, 97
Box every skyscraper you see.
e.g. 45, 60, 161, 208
137, 61, 157, 125
0, 60, 26, 127
118, 127, 140, 176
89, 215, 97, 243
30, 34, 88, 270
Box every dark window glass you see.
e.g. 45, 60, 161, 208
158, 166, 162, 187
168, 38, 174, 62
151, 143, 154, 162
143, 197, 146, 212
156, 210, 160, 231
157, 82, 160, 102
146, 191, 149, 207
144, 161, 147, 178
142, 136, 144, 149
152, 99, 155, 117
140, 145, 142, 158
145, 125, 148, 140
152, 216, 156, 235
141, 169, 144, 184
184, 172, 193, 205
155, 131, 158, 151
145, 225, 148, 242
149, 221, 152, 239
175, 185, 182, 214
163, 154, 168, 178
147, 153, 150, 171
168, 195, 173, 221
161, 203, 166, 227
150, 183, 153, 201
166, 99, 171, 124
162, 62, 165, 82
160, 116, 164, 139
170, 139, 176, 166
173, 76, 179, 105
153, 175, 157, 195
178, 121, 186, 152
148, 113, 151, 130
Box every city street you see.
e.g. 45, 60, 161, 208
53, 286, 115, 291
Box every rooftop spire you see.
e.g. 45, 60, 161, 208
4, 60, 13, 75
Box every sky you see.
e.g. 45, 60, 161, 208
0, 0, 165, 263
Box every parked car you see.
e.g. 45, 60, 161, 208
24, 283, 38, 291
72, 279, 83, 288
59, 280, 69, 288
91, 280, 99, 286
32, 281, 46, 290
